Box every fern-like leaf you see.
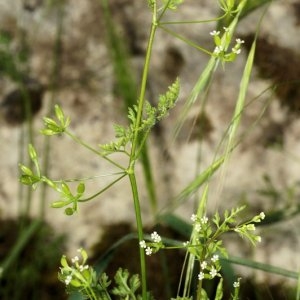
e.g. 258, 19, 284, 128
156, 77, 180, 121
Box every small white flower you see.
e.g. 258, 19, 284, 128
260, 212, 265, 220
79, 265, 89, 272
151, 231, 161, 243
145, 247, 153, 256
195, 222, 202, 232
232, 47, 241, 54
77, 248, 82, 253
256, 236, 262, 243
65, 275, 72, 285
210, 30, 220, 36
201, 261, 207, 270
246, 224, 256, 231
191, 214, 197, 222
209, 267, 217, 278
198, 272, 205, 280
214, 46, 223, 54
201, 216, 208, 224
71, 256, 79, 263
236, 38, 245, 44
223, 27, 229, 32
139, 240, 147, 248
211, 254, 219, 263
233, 281, 240, 288
183, 241, 190, 247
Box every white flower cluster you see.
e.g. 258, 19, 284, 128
209, 28, 245, 61
140, 231, 163, 256
232, 38, 245, 54
60, 248, 90, 286
151, 231, 162, 243
198, 254, 220, 281
191, 213, 209, 233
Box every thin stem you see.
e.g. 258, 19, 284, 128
158, 25, 212, 55
128, 173, 147, 299
130, 11, 157, 161
65, 130, 125, 170
79, 173, 126, 202
159, 14, 226, 25
127, 3, 158, 298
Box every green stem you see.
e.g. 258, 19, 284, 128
159, 14, 225, 25
159, 25, 212, 55
128, 173, 148, 299
79, 173, 126, 202
127, 4, 158, 298
65, 130, 125, 170
130, 12, 157, 160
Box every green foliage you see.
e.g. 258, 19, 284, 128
100, 78, 180, 156
187, 206, 264, 261
40, 104, 70, 136
51, 181, 86, 215
19, 144, 87, 215
219, 0, 236, 15
111, 268, 140, 298
162, 0, 183, 10
59, 249, 150, 300
16, 0, 291, 299
215, 278, 224, 300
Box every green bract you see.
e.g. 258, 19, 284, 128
40, 104, 70, 135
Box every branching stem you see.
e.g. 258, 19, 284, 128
128, 3, 159, 298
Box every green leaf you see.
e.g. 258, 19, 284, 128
112, 268, 140, 297
129, 274, 140, 294
60, 255, 69, 268
51, 201, 68, 208
28, 144, 38, 161
70, 279, 82, 288
77, 182, 85, 195
40, 129, 58, 136
43, 117, 58, 127
215, 278, 224, 300
114, 124, 127, 138
163, 0, 183, 10
61, 182, 72, 196
55, 104, 65, 122
19, 164, 33, 176
156, 77, 180, 121
19, 174, 40, 186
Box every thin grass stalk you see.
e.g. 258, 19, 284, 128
162, 155, 225, 214
183, 185, 209, 298
173, 0, 247, 141
15, 82, 36, 221
224, 39, 256, 162
224, 255, 300, 279
0, 219, 41, 278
